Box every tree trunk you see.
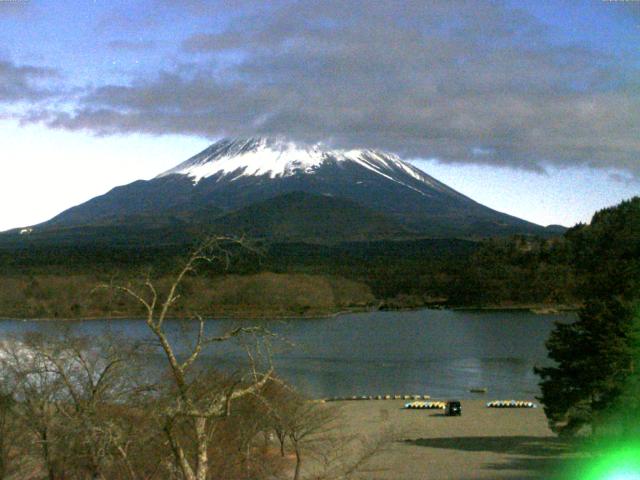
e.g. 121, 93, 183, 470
41, 427, 55, 480
116, 445, 138, 480
165, 424, 196, 480
245, 442, 251, 478
293, 444, 302, 480
195, 417, 208, 480
276, 429, 286, 457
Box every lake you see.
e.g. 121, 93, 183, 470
0, 309, 574, 399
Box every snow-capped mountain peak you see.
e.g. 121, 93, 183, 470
158, 137, 326, 183
157, 137, 445, 193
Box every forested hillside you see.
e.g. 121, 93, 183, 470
2, 197, 637, 318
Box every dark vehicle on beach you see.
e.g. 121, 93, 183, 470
445, 400, 462, 416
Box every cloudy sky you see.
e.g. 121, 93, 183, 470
1, 0, 638, 231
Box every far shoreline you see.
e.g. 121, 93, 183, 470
0, 302, 579, 322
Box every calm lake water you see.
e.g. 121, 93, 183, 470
0, 309, 574, 399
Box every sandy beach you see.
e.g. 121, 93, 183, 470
326, 399, 573, 480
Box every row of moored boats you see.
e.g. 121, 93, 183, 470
404, 400, 537, 409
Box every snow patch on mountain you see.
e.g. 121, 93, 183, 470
159, 138, 326, 183
157, 137, 454, 196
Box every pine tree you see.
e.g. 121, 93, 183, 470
536, 197, 640, 437
535, 299, 634, 435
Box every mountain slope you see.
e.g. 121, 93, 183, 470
12, 137, 559, 242
209, 191, 409, 241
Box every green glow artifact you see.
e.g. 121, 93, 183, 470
575, 442, 640, 480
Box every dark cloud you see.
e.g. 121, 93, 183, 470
0, 59, 58, 102
26, 0, 640, 177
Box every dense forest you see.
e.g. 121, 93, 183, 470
1, 197, 637, 319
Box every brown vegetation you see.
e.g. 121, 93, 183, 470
0, 238, 384, 479
0, 272, 375, 320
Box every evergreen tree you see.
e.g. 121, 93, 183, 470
535, 299, 634, 435
614, 303, 640, 438
536, 197, 640, 436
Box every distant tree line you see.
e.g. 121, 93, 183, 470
4, 201, 640, 317
0, 233, 583, 318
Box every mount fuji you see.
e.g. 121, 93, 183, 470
13, 137, 560, 243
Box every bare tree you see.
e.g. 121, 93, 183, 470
0, 330, 150, 480
259, 380, 341, 480
312, 432, 393, 480
104, 236, 274, 480
287, 401, 338, 480
0, 386, 15, 479
33, 334, 132, 478
0, 337, 66, 480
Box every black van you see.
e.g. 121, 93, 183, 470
445, 400, 462, 416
